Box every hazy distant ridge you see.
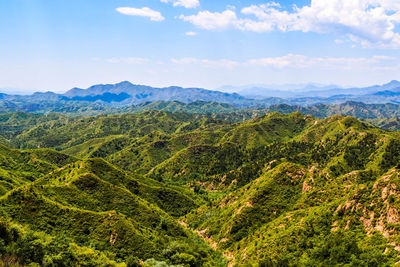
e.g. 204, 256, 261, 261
1, 80, 400, 109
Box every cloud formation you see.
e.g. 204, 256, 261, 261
185, 31, 197, 36
179, 10, 237, 30
107, 57, 149, 64
161, 0, 199, 9
116, 7, 165, 21
172, 58, 239, 69
179, 0, 400, 48
171, 54, 398, 70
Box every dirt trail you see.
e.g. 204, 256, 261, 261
178, 219, 233, 266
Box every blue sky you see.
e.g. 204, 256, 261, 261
1, 0, 400, 92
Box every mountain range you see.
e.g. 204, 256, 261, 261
218, 83, 344, 98
60, 79, 400, 105
63, 81, 254, 107
221, 80, 400, 99
1, 80, 400, 111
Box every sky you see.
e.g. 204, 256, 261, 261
1, 0, 400, 93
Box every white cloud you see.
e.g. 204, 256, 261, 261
185, 31, 197, 36
171, 54, 398, 70
101, 54, 397, 71
179, 0, 400, 48
161, 0, 199, 9
107, 57, 149, 64
179, 10, 238, 30
171, 58, 239, 69
247, 54, 398, 70
116, 7, 165, 21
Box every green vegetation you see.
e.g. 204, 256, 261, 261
367, 117, 400, 131
0, 109, 400, 265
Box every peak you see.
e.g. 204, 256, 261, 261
116, 81, 133, 86
86, 81, 134, 89
386, 80, 400, 86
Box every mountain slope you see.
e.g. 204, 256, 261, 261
181, 115, 400, 265
0, 144, 77, 195
12, 111, 208, 150
0, 157, 225, 266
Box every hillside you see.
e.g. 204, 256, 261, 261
0, 111, 400, 265
0, 156, 224, 266
5, 101, 400, 153
183, 115, 400, 265
11, 111, 215, 150
367, 117, 400, 131
0, 144, 77, 195
265, 101, 400, 119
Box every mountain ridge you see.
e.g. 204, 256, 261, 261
63, 81, 253, 106
2, 80, 400, 111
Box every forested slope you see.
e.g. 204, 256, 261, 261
0, 111, 399, 266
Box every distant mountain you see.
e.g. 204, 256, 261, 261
221, 80, 400, 100
61, 92, 131, 103
62, 80, 400, 107
1, 80, 400, 113
372, 90, 400, 96
219, 83, 341, 99
219, 83, 341, 92
64, 81, 260, 106
294, 80, 400, 98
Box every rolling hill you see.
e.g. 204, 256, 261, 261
0, 110, 400, 265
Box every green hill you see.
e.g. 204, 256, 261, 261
0, 158, 225, 266
124, 100, 240, 114
0, 110, 400, 266
367, 117, 400, 131
0, 144, 77, 195
182, 115, 400, 265
11, 111, 206, 150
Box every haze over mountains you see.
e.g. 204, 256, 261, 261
62, 81, 251, 106
218, 83, 343, 98
1, 80, 400, 109
221, 80, 400, 99
2, 80, 400, 124
62, 79, 400, 105
1, 80, 400, 106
